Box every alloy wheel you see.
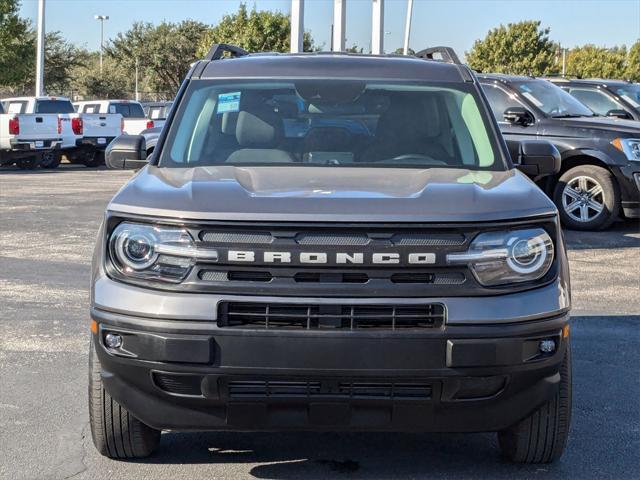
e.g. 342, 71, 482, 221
561, 175, 605, 223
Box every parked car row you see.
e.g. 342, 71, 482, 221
0, 97, 170, 169
478, 75, 640, 230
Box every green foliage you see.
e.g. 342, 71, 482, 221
71, 53, 129, 99
466, 20, 559, 76
0, 0, 32, 88
107, 20, 211, 95
625, 40, 640, 81
393, 47, 415, 55
566, 44, 627, 79
196, 4, 314, 58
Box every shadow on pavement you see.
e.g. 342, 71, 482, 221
563, 221, 639, 250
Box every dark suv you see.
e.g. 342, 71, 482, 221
91, 45, 572, 463
548, 78, 640, 121
479, 74, 640, 230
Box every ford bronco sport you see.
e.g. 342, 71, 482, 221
90, 45, 572, 463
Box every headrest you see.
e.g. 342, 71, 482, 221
376, 95, 441, 139
221, 112, 238, 135
235, 109, 283, 148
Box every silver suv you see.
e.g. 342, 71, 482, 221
90, 45, 571, 463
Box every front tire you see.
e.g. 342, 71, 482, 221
83, 150, 104, 168
17, 155, 39, 170
498, 343, 572, 463
89, 337, 161, 458
554, 165, 619, 230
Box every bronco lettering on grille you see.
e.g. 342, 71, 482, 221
227, 250, 436, 265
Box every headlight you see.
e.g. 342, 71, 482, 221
447, 228, 554, 286
109, 222, 217, 283
612, 138, 640, 161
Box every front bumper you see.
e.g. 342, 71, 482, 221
92, 307, 569, 433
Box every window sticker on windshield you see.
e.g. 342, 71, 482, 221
621, 94, 640, 108
521, 92, 543, 107
217, 92, 241, 114
109, 105, 116, 113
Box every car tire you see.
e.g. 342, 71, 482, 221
40, 150, 61, 169
553, 165, 619, 231
83, 151, 104, 168
497, 342, 572, 463
89, 337, 161, 458
17, 156, 39, 170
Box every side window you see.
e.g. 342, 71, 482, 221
482, 84, 523, 122
83, 104, 100, 114
7, 102, 26, 114
567, 88, 621, 116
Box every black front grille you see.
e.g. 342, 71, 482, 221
218, 302, 445, 330
227, 379, 432, 400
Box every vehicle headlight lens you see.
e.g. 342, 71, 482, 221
612, 138, 640, 161
447, 228, 554, 286
109, 222, 210, 283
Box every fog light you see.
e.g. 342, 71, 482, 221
105, 333, 123, 349
538, 339, 556, 354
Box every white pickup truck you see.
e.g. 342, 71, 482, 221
0, 102, 63, 169
74, 100, 159, 135
1, 96, 122, 168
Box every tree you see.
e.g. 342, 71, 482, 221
196, 4, 314, 58
466, 20, 559, 75
566, 45, 627, 80
625, 40, 640, 81
393, 47, 415, 55
71, 53, 129, 99
107, 20, 211, 96
0, 0, 32, 88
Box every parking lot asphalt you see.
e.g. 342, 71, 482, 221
1, 165, 639, 480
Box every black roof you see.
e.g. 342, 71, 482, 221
196, 53, 472, 83
546, 77, 634, 87
476, 73, 538, 83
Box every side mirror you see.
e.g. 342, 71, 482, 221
517, 140, 560, 177
105, 135, 147, 170
606, 109, 632, 120
504, 107, 535, 126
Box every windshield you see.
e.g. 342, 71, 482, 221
613, 84, 640, 108
513, 81, 594, 117
160, 79, 501, 170
35, 100, 75, 114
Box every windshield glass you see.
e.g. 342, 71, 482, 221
513, 81, 594, 117
35, 100, 75, 114
613, 84, 640, 108
160, 79, 501, 170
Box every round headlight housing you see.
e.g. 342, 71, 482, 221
109, 222, 197, 282
447, 228, 554, 286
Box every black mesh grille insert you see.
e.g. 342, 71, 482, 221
153, 372, 203, 396
226, 379, 432, 400
218, 302, 445, 330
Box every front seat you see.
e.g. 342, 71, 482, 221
226, 108, 295, 164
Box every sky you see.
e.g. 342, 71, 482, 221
18, 0, 640, 59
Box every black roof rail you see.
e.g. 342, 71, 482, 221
204, 43, 249, 61
415, 46, 461, 65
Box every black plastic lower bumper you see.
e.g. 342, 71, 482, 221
76, 137, 115, 150
91, 308, 569, 433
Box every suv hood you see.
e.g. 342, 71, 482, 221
109, 165, 557, 223
550, 116, 640, 136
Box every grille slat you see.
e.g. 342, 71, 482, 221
227, 380, 431, 400
219, 302, 445, 330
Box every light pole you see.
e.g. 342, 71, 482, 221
35, 0, 45, 96
94, 15, 109, 75
403, 0, 413, 55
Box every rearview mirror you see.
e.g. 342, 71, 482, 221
105, 135, 147, 170
516, 140, 560, 177
606, 109, 632, 120
504, 107, 535, 126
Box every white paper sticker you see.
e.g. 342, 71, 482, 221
217, 92, 241, 114
521, 92, 543, 107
